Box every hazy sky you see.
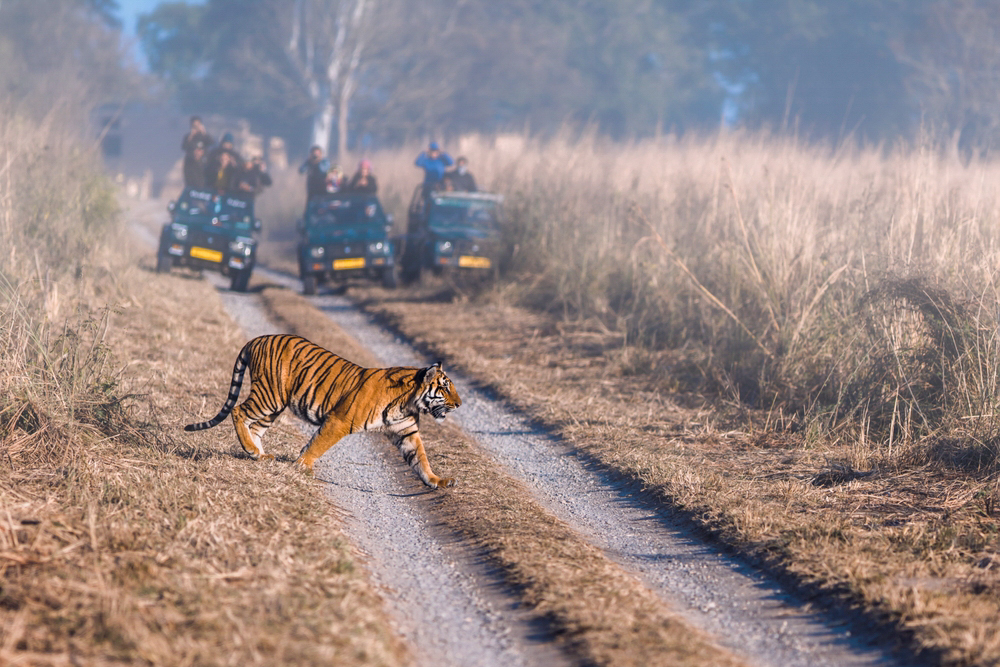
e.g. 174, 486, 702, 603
118, 0, 165, 35
117, 0, 204, 66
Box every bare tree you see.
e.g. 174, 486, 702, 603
284, 0, 374, 160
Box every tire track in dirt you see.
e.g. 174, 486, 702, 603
251, 267, 908, 667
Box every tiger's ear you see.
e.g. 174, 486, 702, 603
421, 362, 442, 383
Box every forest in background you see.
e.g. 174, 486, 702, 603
132, 0, 1000, 158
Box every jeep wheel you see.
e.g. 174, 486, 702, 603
302, 274, 317, 295
230, 269, 252, 292
156, 254, 172, 274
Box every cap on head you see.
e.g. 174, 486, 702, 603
221, 132, 234, 145
190, 115, 202, 125
429, 141, 439, 151
360, 158, 371, 169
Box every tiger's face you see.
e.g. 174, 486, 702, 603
418, 363, 462, 421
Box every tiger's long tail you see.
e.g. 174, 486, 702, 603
184, 343, 252, 431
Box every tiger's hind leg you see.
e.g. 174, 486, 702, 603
295, 418, 351, 472
392, 431, 453, 489
231, 403, 283, 461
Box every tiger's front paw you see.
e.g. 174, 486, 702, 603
294, 457, 315, 475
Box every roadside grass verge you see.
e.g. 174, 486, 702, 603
0, 109, 404, 665
257, 284, 747, 667
0, 254, 406, 666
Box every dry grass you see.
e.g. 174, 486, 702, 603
362, 131, 1000, 452
347, 286, 1000, 666
257, 285, 747, 667
254, 127, 1000, 663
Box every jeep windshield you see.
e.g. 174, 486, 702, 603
215, 195, 256, 231
174, 188, 216, 218
307, 196, 386, 227
427, 196, 499, 233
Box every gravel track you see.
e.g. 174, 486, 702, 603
202, 272, 564, 667
252, 268, 906, 667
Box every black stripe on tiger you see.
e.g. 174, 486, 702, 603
183, 334, 462, 488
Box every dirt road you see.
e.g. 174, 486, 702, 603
129, 200, 912, 666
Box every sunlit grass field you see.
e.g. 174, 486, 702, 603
346, 130, 1000, 470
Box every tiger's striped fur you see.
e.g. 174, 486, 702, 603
184, 334, 461, 488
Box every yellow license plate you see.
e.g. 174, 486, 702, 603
190, 246, 223, 262
458, 255, 491, 269
333, 257, 365, 270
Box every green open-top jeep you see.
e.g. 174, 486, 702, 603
297, 193, 397, 294
399, 189, 504, 284
156, 188, 261, 292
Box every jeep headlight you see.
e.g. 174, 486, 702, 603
437, 241, 453, 254
229, 238, 254, 256
171, 223, 188, 240
368, 241, 390, 255
309, 246, 325, 258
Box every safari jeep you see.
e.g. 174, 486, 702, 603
156, 188, 261, 292
297, 192, 397, 294
399, 190, 504, 284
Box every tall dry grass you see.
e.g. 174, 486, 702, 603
0, 108, 125, 464
360, 130, 1000, 462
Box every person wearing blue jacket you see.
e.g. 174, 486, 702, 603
414, 141, 453, 198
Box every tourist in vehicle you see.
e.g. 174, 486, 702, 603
205, 132, 241, 187
181, 116, 213, 159
207, 150, 238, 194
326, 164, 346, 193
232, 156, 273, 201
415, 141, 453, 198
299, 145, 330, 201
445, 156, 477, 192
181, 116, 213, 190
183, 141, 208, 190
347, 159, 377, 194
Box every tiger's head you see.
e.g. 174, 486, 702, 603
417, 363, 462, 421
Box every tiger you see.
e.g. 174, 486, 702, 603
184, 334, 461, 489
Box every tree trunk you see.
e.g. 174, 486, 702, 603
313, 98, 335, 155
336, 87, 350, 162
